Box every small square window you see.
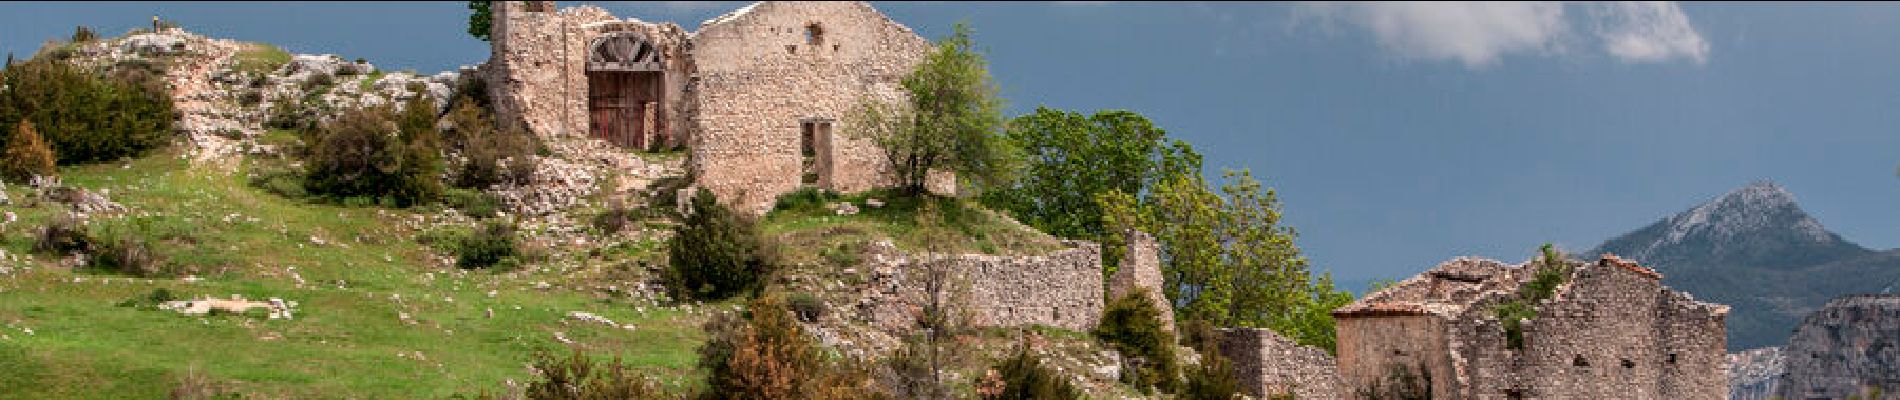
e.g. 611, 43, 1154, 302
805, 23, 824, 45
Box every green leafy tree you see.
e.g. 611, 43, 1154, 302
1100, 169, 1353, 352
848, 22, 1016, 195
1, 121, 56, 183
393, 91, 445, 206
981, 108, 1200, 244
467, 1, 492, 42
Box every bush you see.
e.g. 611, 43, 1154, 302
1176, 319, 1242, 400
0, 57, 175, 165
441, 188, 501, 218
1093, 289, 1179, 393
981, 342, 1082, 400
300, 97, 443, 207
1, 121, 56, 184
456, 221, 520, 270
523, 349, 670, 400
591, 199, 641, 235
788, 292, 825, 323
33, 212, 92, 255
772, 187, 833, 213
91, 235, 164, 277
666, 190, 767, 301
443, 100, 536, 190
117, 288, 178, 308
696, 294, 877, 400
71, 26, 97, 43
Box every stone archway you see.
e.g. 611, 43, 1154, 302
586, 33, 666, 150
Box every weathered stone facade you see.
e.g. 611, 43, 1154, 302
1220, 327, 1346, 399
1775, 294, 1900, 400
486, 1, 931, 214
1334, 254, 1730, 399
859, 240, 1104, 332
1108, 229, 1173, 333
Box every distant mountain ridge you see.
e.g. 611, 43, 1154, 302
1588, 181, 1900, 350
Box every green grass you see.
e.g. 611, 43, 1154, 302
0, 149, 709, 398
758, 188, 1062, 263
232, 42, 289, 76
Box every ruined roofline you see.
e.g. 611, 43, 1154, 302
1597, 253, 1663, 280
1334, 253, 1671, 318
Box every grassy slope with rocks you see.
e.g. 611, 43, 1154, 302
0, 149, 713, 398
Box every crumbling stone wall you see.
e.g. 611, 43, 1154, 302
1108, 229, 1172, 332
1220, 327, 1345, 399
1334, 255, 1729, 400
486, 1, 690, 141
859, 240, 1104, 331
488, 1, 934, 214
687, 1, 930, 214
1776, 294, 1900, 400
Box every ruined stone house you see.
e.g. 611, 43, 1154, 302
484, 1, 930, 213
1333, 254, 1729, 399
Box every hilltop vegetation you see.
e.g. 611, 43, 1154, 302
0, 16, 1344, 400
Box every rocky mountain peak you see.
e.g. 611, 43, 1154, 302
1592, 180, 1865, 271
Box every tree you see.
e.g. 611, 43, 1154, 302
393, 90, 445, 206
666, 190, 768, 301
0, 57, 174, 165
1, 121, 56, 183
848, 22, 1015, 196
1099, 169, 1353, 353
981, 108, 1200, 243
467, 1, 493, 42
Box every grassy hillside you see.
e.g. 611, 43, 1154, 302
0, 150, 711, 398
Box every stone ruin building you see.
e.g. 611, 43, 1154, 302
483, 1, 931, 213
1332, 254, 1730, 400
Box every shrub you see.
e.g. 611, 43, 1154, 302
300, 99, 443, 207
1176, 319, 1242, 400
1093, 289, 1179, 393
666, 190, 767, 301
983, 342, 1082, 400
1, 121, 56, 184
456, 221, 520, 270
91, 235, 164, 277
788, 292, 825, 323
697, 294, 868, 400
441, 188, 500, 218
117, 288, 178, 308
523, 349, 670, 400
33, 212, 92, 255
771, 187, 833, 213
443, 100, 536, 190
591, 199, 640, 235
0, 57, 175, 165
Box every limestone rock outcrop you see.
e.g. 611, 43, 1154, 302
1776, 294, 1900, 400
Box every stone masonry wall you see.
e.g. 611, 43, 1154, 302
1219, 327, 1345, 399
487, 2, 691, 142
1335, 315, 1460, 399
1445, 260, 1728, 400
687, 1, 930, 214
1108, 229, 1172, 332
860, 240, 1104, 332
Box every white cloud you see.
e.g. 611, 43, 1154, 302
1588, 1, 1709, 64
1293, 1, 1709, 69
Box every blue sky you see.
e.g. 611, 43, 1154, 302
5, 2, 1897, 287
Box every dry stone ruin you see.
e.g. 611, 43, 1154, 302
484, 1, 934, 214
1333, 254, 1730, 400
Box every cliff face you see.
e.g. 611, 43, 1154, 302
1728, 347, 1783, 400
1776, 295, 1900, 400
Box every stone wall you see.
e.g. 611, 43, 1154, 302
859, 240, 1104, 331
687, 1, 930, 214
487, 1, 690, 142
1776, 294, 1900, 400
1220, 327, 1345, 399
1107, 229, 1171, 332
1334, 255, 1729, 400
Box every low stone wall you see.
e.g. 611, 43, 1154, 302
860, 240, 1103, 332
1219, 327, 1344, 399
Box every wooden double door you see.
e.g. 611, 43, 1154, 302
588, 71, 664, 149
